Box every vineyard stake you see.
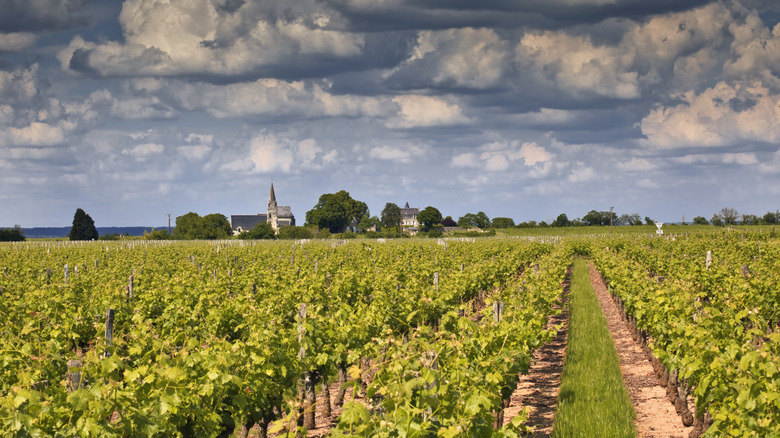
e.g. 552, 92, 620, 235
105, 308, 114, 357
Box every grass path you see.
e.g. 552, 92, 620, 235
551, 259, 636, 437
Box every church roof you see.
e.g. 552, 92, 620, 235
231, 214, 267, 231
277, 206, 294, 218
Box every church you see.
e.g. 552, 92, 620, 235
230, 183, 295, 235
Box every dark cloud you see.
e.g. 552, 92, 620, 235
0, 0, 95, 33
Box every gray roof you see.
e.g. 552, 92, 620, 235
400, 207, 418, 218
277, 206, 294, 218
231, 214, 267, 231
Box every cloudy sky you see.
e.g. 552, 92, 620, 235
2, 0, 780, 227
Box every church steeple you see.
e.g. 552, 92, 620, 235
268, 182, 279, 234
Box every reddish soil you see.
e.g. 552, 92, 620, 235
502, 273, 570, 436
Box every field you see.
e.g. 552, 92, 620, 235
1, 227, 778, 437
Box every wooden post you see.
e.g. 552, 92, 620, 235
64, 264, 68, 284
433, 272, 439, 291
314, 259, 318, 273
105, 308, 114, 357
67, 360, 84, 391
741, 265, 750, 279
298, 304, 316, 430
46, 268, 51, 284
460, 263, 464, 272
706, 251, 712, 269
128, 275, 134, 299
493, 302, 504, 323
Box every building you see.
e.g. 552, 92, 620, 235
231, 183, 295, 235
400, 202, 420, 234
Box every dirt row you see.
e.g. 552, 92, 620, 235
265, 264, 693, 437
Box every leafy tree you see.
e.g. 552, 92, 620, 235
619, 213, 642, 226
0, 225, 25, 242
692, 216, 709, 225
742, 214, 759, 225
552, 214, 570, 227
491, 217, 515, 228
644, 216, 655, 226
277, 226, 314, 240
427, 226, 444, 238
516, 221, 537, 228
69, 208, 99, 241
174, 212, 203, 239
238, 222, 275, 240
359, 215, 381, 232
762, 211, 779, 224
441, 216, 457, 227
306, 190, 368, 233
418, 206, 442, 231
457, 212, 490, 229
144, 228, 173, 240
581, 210, 611, 226
711, 213, 724, 226
201, 213, 232, 239
381, 203, 402, 230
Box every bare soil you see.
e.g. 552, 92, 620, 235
589, 263, 692, 438
502, 271, 570, 436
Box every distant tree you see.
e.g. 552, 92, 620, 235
692, 216, 709, 225
711, 213, 724, 227
359, 215, 381, 232
173, 212, 203, 239
458, 212, 490, 229
0, 225, 25, 242
441, 216, 457, 227
381, 203, 402, 230
719, 207, 740, 225
418, 206, 443, 231
619, 213, 642, 226
582, 210, 611, 226
306, 190, 368, 233
516, 220, 537, 228
238, 222, 275, 240
99, 233, 121, 241
69, 208, 99, 241
763, 211, 779, 224
144, 228, 173, 240
644, 216, 655, 226
742, 214, 759, 225
427, 225, 444, 238
491, 217, 515, 228
552, 214, 570, 227
277, 225, 314, 240
201, 213, 232, 239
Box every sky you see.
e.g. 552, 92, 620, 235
1, 0, 780, 227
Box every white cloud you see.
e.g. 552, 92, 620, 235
641, 81, 780, 148
122, 142, 165, 157
617, 157, 656, 172
57, 0, 364, 77
177, 145, 211, 161
0, 33, 37, 51
568, 163, 596, 182
388, 95, 468, 128
369, 144, 426, 163
244, 132, 337, 173
517, 31, 639, 99
400, 28, 507, 88
451, 152, 479, 168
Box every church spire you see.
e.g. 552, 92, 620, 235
269, 182, 276, 203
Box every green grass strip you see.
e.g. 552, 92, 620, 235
551, 259, 636, 438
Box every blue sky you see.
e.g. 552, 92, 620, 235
1, 0, 779, 227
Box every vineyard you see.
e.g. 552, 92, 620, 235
1, 230, 778, 437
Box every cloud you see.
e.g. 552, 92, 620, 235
388, 95, 468, 128
369, 143, 426, 163
58, 0, 364, 78
389, 27, 508, 89
243, 132, 337, 173
469, 140, 554, 172
451, 152, 479, 168
641, 81, 780, 147
122, 142, 165, 158
568, 162, 597, 182
0, 0, 93, 33
0, 32, 37, 51
174, 78, 388, 119
617, 157, 656, 171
